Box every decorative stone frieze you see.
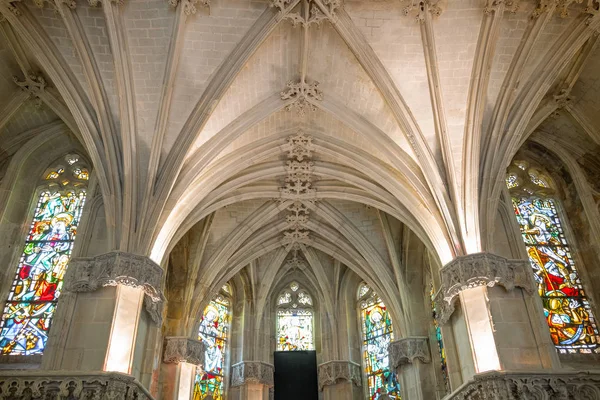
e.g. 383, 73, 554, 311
230, 361, 274, 388
317, 361, 361, 391
66, 251, 165, 324
434, 253, 535, 324
447, 371, 600, 400
388, 337, 431, 371
281, 80, 323, 117
0, 371, 154, 400
163, 337, 205, 366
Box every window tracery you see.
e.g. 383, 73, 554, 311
194, 285, 232, 400
0, 154, 88, 355
276, 282, 314, 351
506, 160, 599, 354
357, 283, 401, 399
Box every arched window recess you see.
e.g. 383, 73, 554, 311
506, 159, 600, 354
357, 282, 401, 399
276, 281, 315, 351
0, 154, 89, 355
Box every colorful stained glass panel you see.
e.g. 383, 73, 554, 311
512, 197, 599, 353
430, 283, 449, 392
0, 190, 86, 355
360, 290, 400, 399
276, 309, 314, 351
194, 296, 231, 400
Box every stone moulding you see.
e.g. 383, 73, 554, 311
230, 361, 274, 388
317, 360, 361, 391
66, 251, 165, 324
435, 253, 535, 324
163, 337, 205, 366
388, 337, 431, 370
447, 370, 600, 399
0, 371, 154, 400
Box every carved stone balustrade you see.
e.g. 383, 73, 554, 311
317, 360, 361, 390
388, 337, 431, 371
447, 371, 600, 399
230, 361, 274, 388
434, 253, 535, 324
65, 251, 165, 323
0, 371, 154, 400
163, 337, 205, 366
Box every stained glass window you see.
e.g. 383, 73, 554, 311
507, 161, 600, 354
194, 290, 231, 400
358, 283, 400, 399
430, 283, 449, 392
276, 282, 314, 351
0, 155, 88, 355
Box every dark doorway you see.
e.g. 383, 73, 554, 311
273, 350, 318, 400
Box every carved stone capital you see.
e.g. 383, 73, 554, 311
167, 0, 209, 16
230, 361, 274, 388
448, 371, 600, 400
163, 337, 205, 366
388, 337, 431, 371
66, 251, 165, 324
402, 0, 443, 22
435, 253, 535, 324
317, 361, 361, 391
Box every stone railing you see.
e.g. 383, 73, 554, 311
0, 371, 155, 400
446, 371, 600, 399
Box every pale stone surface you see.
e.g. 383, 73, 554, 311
0, 0, 599, 398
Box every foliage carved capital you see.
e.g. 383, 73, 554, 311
317, 360, 361, 391
388, 337, 431, 370
66, 251, 165, 324
435, 253, 535, 324
230, 361, 274, 388
163, 337, 205, 366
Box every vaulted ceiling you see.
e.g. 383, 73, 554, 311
0, 0, 599, 318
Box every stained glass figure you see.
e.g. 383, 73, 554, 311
0, 189, 86, 355
430, 283, 449, 392
194, 288, 231, 400
277, 309, 314, 351
507, 161, 600, 354
358, 284, 400, 399
276, 282, 314, 351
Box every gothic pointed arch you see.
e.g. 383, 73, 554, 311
194, 284, 233, 400
506, 159, 600, 354
357, 282, 400, 399
0, 153, 89, 355
276, 280, 315, 352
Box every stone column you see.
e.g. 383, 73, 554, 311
162, 337, 205, 400
42, 251, 165, 392
228, 361, 274, 400
434, 253, 560, 383
389, 337, 435, 400
317, 360, 362, 400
